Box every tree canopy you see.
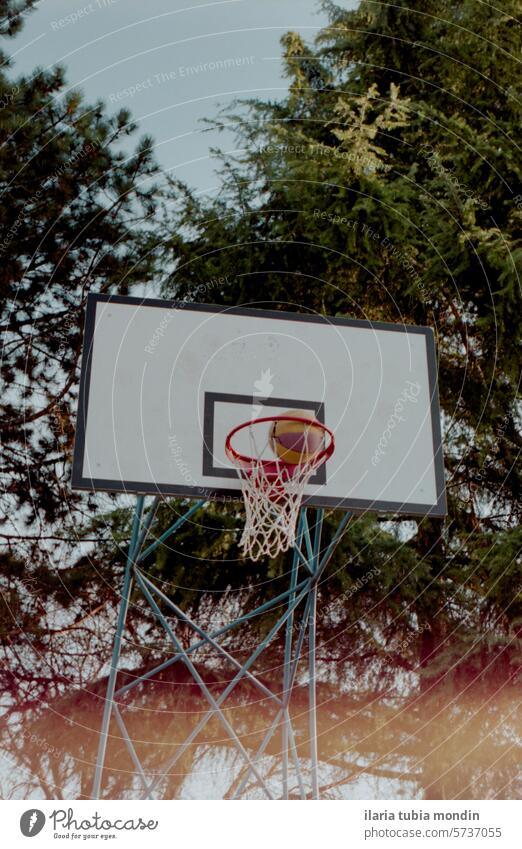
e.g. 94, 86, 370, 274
0, 0, 160, 727
0, 0, 520, 799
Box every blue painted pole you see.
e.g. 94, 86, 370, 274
309, 507, 324, 799
315, 511, 351, 581
114, 574, 312, 700
291, 523, 315, 575
92, 495, 145, 800
312, 508, 324, 575
288, 719, 307, 799
136, 568, 281, 706
308, 581, 319, 799
134, 496, 160, 555
112, 704, 153, 798
134, 569, 274, 799
231, 708, 283, 799
282, 511, 304, 798
137, 499, 204, 562
301, 510, 314, 563
140, 582, 312, 797
92, 495, 352, 800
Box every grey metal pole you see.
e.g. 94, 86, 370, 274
282, 510, 304, 797
91, 495, 145, 799
90, 498, 351, 800
308, 581, 319, 799
308, 508, 324, 799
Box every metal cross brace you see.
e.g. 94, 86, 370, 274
91, 496, 351, 800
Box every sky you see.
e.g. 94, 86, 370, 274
8, 0, 358, 194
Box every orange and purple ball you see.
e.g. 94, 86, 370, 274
269, 410, 324, 464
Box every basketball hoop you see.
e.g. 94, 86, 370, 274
225, 414, 335, 561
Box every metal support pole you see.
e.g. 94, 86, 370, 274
139, 579, 312, 798
112, 705, 153, 798
308, 581, 319, 799
134, 569, 275, 799
288, 720, 307, 799
308, 507, 323, 799
91, 497, 351, 801
282, 512, 304, 798
137, 499, 204, 562
136, 568, 282, 706
92, 495, 145, 799
114, 573, 311, 700
135, 496, 160, 555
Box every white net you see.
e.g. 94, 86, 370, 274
233, 456, 324, 561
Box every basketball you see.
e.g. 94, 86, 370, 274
269, 410, 325, 464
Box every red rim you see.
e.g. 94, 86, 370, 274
225, 415, 335, 470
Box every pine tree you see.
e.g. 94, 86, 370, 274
1, 0, 520, 799
154, 0, 522, 797
0, 1, 160, 711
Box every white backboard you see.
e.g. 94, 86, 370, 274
72, 294, 446, 516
